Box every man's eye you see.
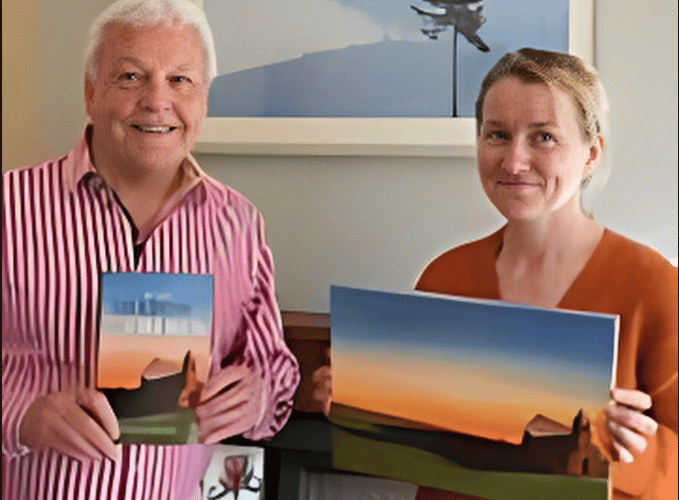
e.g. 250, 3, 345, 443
537, 132, 553, 142
170, 75, 190, 84
120, 73, 140, 81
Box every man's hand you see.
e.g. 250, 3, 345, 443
194, 364, 264, 444
19, 389, 120, 462
604, 388, 659, 463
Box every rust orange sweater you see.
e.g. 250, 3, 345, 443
415, 227, 678, 500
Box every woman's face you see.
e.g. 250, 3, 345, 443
476, 76, 601, 223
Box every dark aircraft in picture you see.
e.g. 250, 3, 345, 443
411, 0, 490, 51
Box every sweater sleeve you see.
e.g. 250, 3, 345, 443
618, 264, 677, 498
608, 258, 678, 499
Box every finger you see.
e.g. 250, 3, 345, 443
611, 388, 652, 411
313, 388, 331, 403
65, 396, 119, 461
197, 377, 262, 442
312, 366, 331, 382
200, 365, 252, 402
605, 401, 659, 436
195, 374, 259, 422
76, 389, 121, 441
199, 398, 259, 444
612, 440, 634, 464
50, 413, 105, 462
608, 418, 648, 456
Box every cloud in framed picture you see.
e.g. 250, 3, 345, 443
204, 0, 568, 118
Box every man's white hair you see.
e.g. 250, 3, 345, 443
84, 0, 217, 83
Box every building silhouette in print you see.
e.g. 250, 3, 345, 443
103, 293, 208, 336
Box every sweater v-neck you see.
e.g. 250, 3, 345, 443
485, 225, 610, 310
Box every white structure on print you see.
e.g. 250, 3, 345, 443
102, 293, 208, 336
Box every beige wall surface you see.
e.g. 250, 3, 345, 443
3, 0, 677, 312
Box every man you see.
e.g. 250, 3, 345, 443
2, 0, 300, 498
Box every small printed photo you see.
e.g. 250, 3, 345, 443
196, 445, 264, 500
97, 272, 213, 444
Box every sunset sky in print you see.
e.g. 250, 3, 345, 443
330, 286, 618, 444
98, 273, 213, 389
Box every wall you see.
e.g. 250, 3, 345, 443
2, 0, 677, 312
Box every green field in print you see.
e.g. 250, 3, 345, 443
330, 286, 618, 498
331, 420, 608, 500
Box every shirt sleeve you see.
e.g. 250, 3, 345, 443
1, 351, 42, 458
210, 204, 300, 441
239, 218, 300, 440
2, 191, 38, 458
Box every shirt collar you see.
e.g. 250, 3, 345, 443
63, 124, 207, 200
63, 125, 98, 193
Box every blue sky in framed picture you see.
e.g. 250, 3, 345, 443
205, 0, 568, 118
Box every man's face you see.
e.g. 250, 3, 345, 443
85, 21, 208, 175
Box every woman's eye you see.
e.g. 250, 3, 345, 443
487, 131, 508, 141
537, 132, 553, 142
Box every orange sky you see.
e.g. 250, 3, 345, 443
98, 334, 210, 389
333, 348, 604, 444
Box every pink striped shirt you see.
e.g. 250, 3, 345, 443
2, 130, 300, 499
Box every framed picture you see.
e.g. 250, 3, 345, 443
194, 0, 593, 157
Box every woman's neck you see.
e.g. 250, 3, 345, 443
501, 206, 601, 262
496, 207, 604, 308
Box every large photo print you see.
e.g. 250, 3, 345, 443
204, 0, 568, 118
330, 286, 618, 499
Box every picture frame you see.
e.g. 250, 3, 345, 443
193, 0, 593, 158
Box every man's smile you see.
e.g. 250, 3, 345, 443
132, 125, 178, 133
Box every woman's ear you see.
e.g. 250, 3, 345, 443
584, 135, 605, 179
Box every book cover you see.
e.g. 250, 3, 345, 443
97, 272, 213, 445
329, 285, 619, 500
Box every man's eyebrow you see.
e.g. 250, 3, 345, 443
112, 58, 198, 73
174, 64, 197, 72
114, 56, 144, 66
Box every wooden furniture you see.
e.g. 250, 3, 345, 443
281, 310, 331, 414
223, 311, 334, 499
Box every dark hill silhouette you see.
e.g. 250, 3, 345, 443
208, 40, 484, 117
331, 404, 607, 477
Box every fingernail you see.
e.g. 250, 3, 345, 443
621, 448, 634, 464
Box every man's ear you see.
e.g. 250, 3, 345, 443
84, 76, 95, 118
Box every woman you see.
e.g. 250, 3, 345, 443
414, 48, 677, 499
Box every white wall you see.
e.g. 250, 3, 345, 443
3, 0, 677, 312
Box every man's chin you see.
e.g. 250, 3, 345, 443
128, 152, 189, 174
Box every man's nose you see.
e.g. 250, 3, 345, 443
140, 78, 172, 112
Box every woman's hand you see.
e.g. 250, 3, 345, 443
604, 388, 659, 463
19, 389, 120, 462
311, 365, 332, 416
